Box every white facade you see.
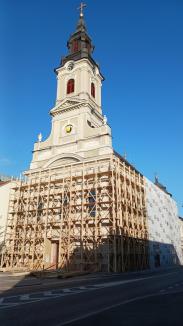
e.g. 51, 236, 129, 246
56, 59, 102, 110
0, 181, 18, 252
145, 178, 182, 268
28, 58, 113, 173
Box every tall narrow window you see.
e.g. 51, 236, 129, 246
67, 79, 75, 94
91, 82, 95, 98
72, 40, 79, 53
88, 189, 96, 217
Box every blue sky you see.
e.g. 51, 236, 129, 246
1, 0, 183, 214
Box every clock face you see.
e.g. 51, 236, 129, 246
65, 124, 73, 134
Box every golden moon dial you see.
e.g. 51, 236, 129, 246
65, 125, 73, 134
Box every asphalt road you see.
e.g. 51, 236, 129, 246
0, 267, 183, 326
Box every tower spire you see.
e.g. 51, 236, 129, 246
60, 2, 96, 67
76, 2, 87, 32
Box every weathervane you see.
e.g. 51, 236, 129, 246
77, 2, 86, 17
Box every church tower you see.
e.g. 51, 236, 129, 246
28, 6, 113, 172
4, 5, 180, 274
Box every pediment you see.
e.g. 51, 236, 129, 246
48, 157, 79, 167
43, 153, 84, 168
50, 98, 86, 116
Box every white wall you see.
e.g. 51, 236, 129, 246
0, 181, 17, 250
145, 178, 182, 268
179, 218, 183, 257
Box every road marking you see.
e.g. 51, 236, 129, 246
78, 286, 87, 290
0, 302, 20, 308
1, 286, 183, 312
44, 291, 53, 296
0, 270, 179, 310
20, 294, 30, 301
62, 289, 72, 293
85, 277, 153, 289
55, 289, 183, 326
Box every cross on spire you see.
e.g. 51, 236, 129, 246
77, 2, 86, 17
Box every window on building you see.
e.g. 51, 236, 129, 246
91, 82, 95, 98
37, 197, 43, 220
67, 79, 75, 94
72, 40, 79, 53
88, 189, 96, 217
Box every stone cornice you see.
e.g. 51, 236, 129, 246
50, 98, 103, 121
24, 153, 113, 176
51, 102, 84, 117
55, 58, 104, 81
33, 130, 111, 154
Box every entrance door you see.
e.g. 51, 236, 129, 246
51, 241, 59, 269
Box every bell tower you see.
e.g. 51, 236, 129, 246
55, 4, 103, 112
27, 4, 113, 172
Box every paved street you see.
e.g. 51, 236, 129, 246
0, 267, 183, 325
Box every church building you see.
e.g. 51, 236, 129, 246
1, 6, 181, 272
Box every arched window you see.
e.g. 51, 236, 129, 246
67, 79, 75, 94
91, 82, 95, 98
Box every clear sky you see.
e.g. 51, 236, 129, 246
1, 0, 183, 215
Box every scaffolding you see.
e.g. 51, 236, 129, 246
2, 154, 149, 272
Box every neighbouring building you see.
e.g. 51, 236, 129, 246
145, 177, 182, 268
1, 7, 182, 272
0, 177, 19, 264
179, 217, 183, 258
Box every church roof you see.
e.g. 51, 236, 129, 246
57, 6, 99, 70
114, 150, 143, 177
154, 176, 172, 197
